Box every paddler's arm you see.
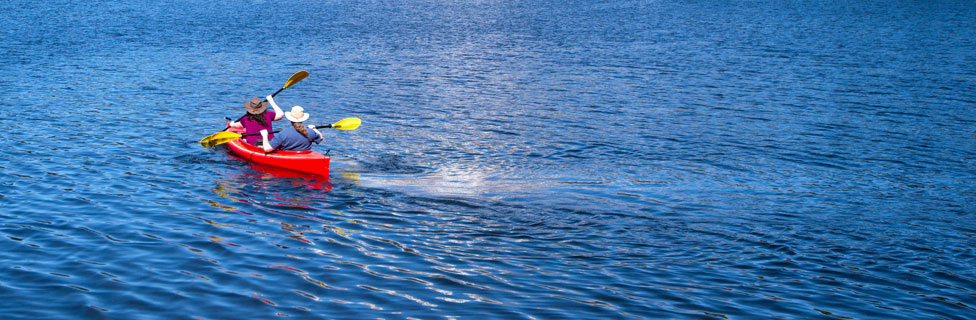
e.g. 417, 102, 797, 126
260, 129, 274, 152
267, 95, 284, 121
308, 125, 323, 144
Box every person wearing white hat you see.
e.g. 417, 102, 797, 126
260, 106, 323, 152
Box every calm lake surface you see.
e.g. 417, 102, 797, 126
2, 0, 975, 319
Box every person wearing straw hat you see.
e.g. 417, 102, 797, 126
229, 95, 285, 146
260, 106, 323, 152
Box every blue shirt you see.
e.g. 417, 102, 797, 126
268, 126, 322, 151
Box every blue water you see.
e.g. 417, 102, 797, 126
2, 0, 976, 318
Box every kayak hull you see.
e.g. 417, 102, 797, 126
224, 127, 330, 176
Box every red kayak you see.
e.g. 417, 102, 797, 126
224, 126, 330, 176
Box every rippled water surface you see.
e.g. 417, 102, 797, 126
2, 0, 976, 319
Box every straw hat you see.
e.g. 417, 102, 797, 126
285, 106, 310, 122
244, 97, 268, 114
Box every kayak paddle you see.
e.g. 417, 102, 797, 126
203, 117, 363, 146
199, 131, 243, 147
316, 117, 361, 130
199, 70, 309, 148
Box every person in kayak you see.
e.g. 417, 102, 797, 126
229, 95, 284, 146
260, 106, 323, 152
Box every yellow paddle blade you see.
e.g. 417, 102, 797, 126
282, 70, 309, 89
331, 118, 361, 130
199, 131, 242, 148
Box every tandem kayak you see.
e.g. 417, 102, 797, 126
224, 126, 330, 176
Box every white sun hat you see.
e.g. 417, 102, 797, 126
285, 106, 310, 122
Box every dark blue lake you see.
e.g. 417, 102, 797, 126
2, 0, 975, 318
